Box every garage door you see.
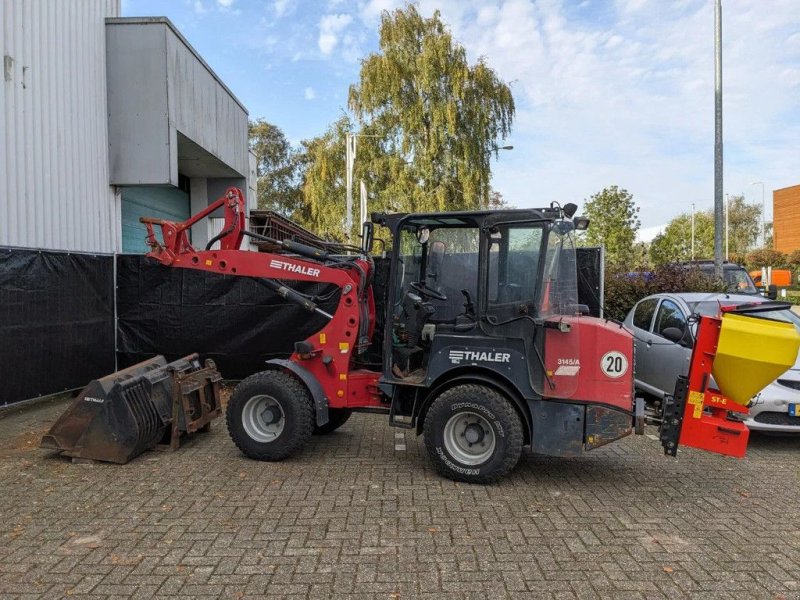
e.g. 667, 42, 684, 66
121, 187, 190, 253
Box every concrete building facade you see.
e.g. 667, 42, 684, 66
1, 2, 254, 254
0, 1, 256, 405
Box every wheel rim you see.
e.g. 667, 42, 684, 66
242, 395, 285, 442
443, 411, 496, 466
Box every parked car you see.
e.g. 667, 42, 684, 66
683, 260, 761, 295
623, 292, 800, 433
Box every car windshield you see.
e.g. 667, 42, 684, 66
691, 300, 800, 332
722, 269, 758, 294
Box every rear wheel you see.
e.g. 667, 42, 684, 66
313, 408, 353, 435
226, 370, 314, 461
423, 384, 523, 484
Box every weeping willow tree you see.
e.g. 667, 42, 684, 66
299, 5, 515, 239
350, 5, 514, 213
294, 116, 350, 241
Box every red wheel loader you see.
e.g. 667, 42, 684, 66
132, 187, 799, 483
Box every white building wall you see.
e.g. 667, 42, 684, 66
1, 0, 121, 253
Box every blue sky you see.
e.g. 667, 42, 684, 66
123, 0, 800, 240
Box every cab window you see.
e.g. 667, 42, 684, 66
486, 224, 544, 320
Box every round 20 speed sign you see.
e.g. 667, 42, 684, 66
600, 351, 628, 379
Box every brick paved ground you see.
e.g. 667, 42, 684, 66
0, 394, 799, 599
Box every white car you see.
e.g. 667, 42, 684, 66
623, 292, 800, 433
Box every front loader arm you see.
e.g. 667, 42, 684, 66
141, 187, 247, 265
138, 187, 383, 411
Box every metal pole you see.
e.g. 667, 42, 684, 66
691, 203, 695, 260
359, 179, 367, 229
345, 134, 356, 240
725, 193, 729, 261
752, 181, 765, 246
713, 0, 724, 278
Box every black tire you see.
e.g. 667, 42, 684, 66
313, 408, 353, 435
226, 370, 314, 461
423, 384, 523, 484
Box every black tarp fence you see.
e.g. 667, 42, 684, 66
0, 248, 115, 405
0, 246, 603, 406
115, 255, 340, 378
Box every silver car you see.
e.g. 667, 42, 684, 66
623, 292, 800, 433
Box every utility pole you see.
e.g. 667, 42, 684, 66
725, 193, 729, 260
713, 0, 724, 278
691, 203, 695, 260
345, 134, 357, 241
751, 181, 765, 247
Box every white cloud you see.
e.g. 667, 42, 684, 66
638, 225, 665, 243
304, 86, 317, 100
359, 0, 403, 25
193, 0, 208, 14
273, 0, 293, 18
408, 0, 800, 229
216, 0, 234, 7
212, 0, 798, 231
318, 13, 353, 55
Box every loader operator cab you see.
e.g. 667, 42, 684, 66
379, 207, 582, 386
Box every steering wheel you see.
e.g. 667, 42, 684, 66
409, 281, 447, 301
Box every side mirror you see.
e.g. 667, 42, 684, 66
661, 326, 685, 344
767, 284, 778, 300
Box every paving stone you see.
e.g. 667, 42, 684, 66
0, 399, 799, 599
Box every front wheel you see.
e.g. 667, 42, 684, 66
226, 370, 314, 461
423, 384, 523, 484
313, 408, 352, 435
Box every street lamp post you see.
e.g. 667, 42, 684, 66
751, 181, 765, 247
713, 0, 724, 278
725, 193, 729, 260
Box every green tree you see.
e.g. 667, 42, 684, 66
764, 222, 774, 249
648, 196, 762, 266
295, 116, 351, 241
487, 189, 513, 209
248, 119, 302, 215
649, 211, 715, 266
788, 248, 800, 269
580, 186, 640, 269
745, 248, 788, 270
725, 195, 761, 256
346, 5, 514, 217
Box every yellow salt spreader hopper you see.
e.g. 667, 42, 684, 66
713, 311, 800, 407
660, 302, 800, 458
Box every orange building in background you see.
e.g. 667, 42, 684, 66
773, 184, 800, 253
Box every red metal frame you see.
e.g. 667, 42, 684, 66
141, 187, 247, 265
679, 309, 749, 458
141, 187, 383, 410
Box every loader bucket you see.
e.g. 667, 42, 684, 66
713, 313, 800, 406
41, 354, 222, 464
